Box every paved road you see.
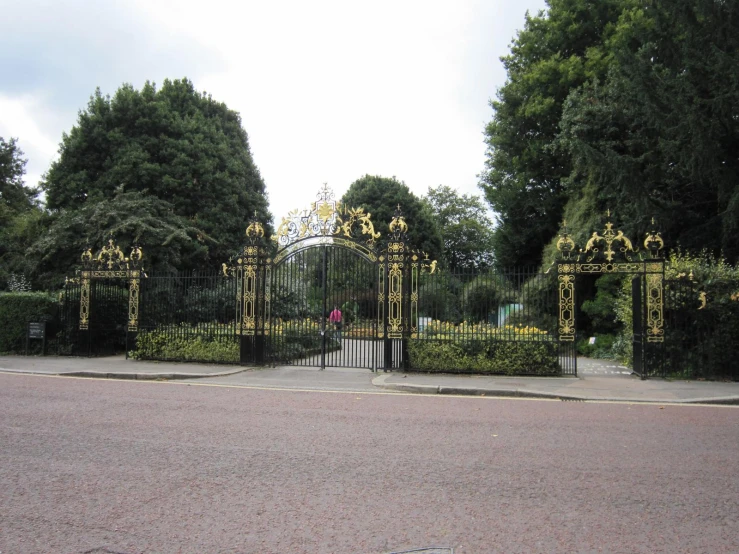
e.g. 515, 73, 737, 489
2, 373, 738, 554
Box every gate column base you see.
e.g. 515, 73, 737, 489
384, 338, 392, 371
126, 331, 138, 359
240, 335, 266, 366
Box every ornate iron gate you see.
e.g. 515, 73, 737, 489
223, 185, 436, 370
555, 214, 665, 378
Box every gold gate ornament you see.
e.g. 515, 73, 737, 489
77, 239, 145, 331
555, 212, 665, 344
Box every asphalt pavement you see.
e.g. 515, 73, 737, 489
2, 353, 739, 404
2, 373, 738, 553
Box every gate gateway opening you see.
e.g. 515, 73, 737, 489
222, 185, 437, 370
555, 214, 665, 378
63, 239, 144, 357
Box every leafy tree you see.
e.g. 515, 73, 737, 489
558, 0, 739, 262
30, 189, 210, 288
0, 137, 43, 289
340, 175, 443, 259
39, 78, 271, 282
1, 137, 36, 213
480, 0, 632, 267
461, 273, 516, 323
424, 185, 495, 271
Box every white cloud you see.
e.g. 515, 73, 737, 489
0, 94, 59, 188
2, 0, 547, 221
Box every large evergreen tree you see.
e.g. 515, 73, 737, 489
38, 78, 271, 283
341, 175, 443, 260
483, 0, 738, 265
480, 0, 633, 267
558, 0, 739, 262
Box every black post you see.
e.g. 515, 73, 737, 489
240, 335, 253, 365
384, 338, 392, 371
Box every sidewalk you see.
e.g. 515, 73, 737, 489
0, 355, 245, 381
1, 355, 738, 405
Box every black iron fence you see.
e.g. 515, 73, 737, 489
407, 267, 574, 375
661, 278, 739, 379
54, 266, 579, 375
54, 266, 739, 380
135, 271, 239, 363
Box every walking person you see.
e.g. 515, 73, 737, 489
329, 305, 343, 346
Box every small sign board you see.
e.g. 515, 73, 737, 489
589, 336, 597, 345
26, 321, 47, 356
28, 322, 46, 339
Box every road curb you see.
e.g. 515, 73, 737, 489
375, 380, 578, 400
372, 379, 739, 405
0, 368, 248, 381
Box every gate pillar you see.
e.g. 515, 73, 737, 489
381, 207, 437, 370
384, 208, 409, 370
230, 218, 270, 365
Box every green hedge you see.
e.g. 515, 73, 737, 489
0, 292, 59, 353
133, 330, 239, 363
407, 339, 560, 375
132, 327, 340, 364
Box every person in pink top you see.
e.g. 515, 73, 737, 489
329, 305, 343, 344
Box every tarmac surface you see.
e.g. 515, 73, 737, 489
2, 372, 738, 553
1, 354, 739, 404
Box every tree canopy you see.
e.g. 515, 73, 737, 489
424, 185, 495, 271
38, 78, 271, 284
0, 137, 43, 289
558, 0, 739, 262
480, 0, 627, 267
483, 0, 739, 266
1, 137, 36, 214
340, 175, 443, 259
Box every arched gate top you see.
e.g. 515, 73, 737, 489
273, 184, 381, 256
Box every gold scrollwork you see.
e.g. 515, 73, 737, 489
238, 264, 257, 336
558, 274, 575, 341
577, 262, 644, 274
129, 272, 141, 331
272, 185, 382, 252
79, 272, 91, 330
698, 291, 707, 310
389, 215, 408, 234
336, 207, 381, 245
387, 262, 403, 338
246, 221, 265, 238
556, 221, 575, 258
644, 232, 664, 254
645, 274, 664, 342
583, 218, 636, 263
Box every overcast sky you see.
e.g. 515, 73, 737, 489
0, 0, 547, 223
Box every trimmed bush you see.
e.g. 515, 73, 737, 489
408, 339, 560, 375
133, 328, 239, 363
0, 292, 59, 353
131, 319, 341, 364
